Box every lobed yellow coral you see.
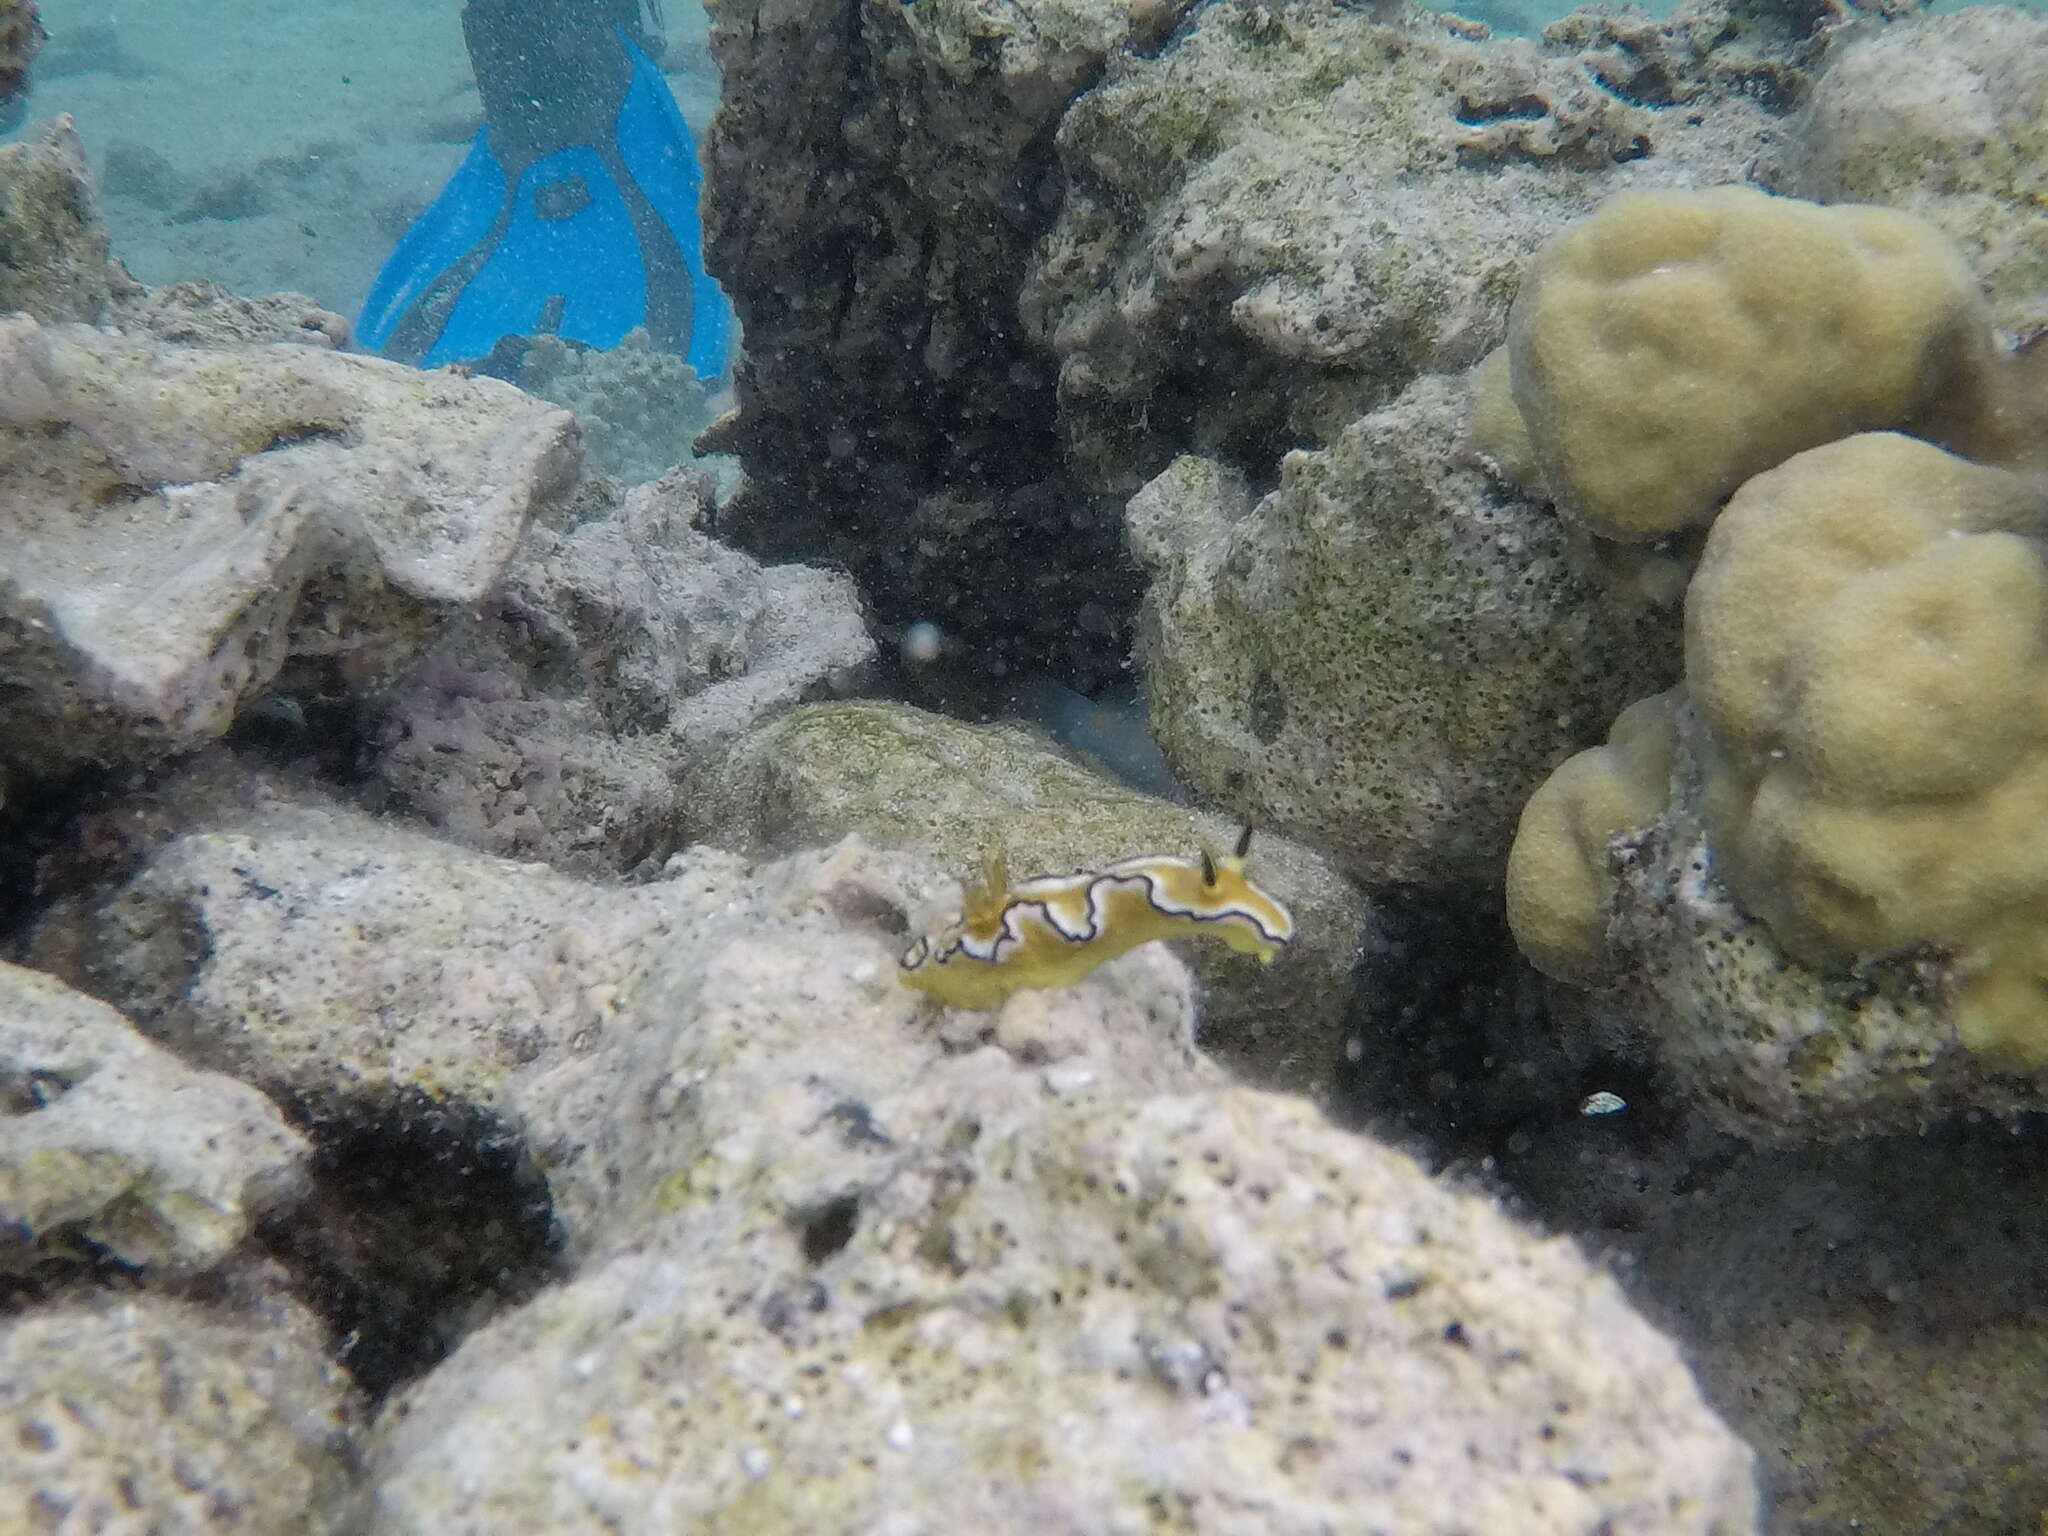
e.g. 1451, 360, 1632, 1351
1505, 691, 1678, 981
1468, 344, 1537, 488
1503, 186, 1994, 543
1495, 183, 2048, 1071
1685, 432, 2048, 1063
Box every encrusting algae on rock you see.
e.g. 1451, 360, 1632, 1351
899, 823, 1294, 1009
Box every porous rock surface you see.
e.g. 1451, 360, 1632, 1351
1022, 0, 1799, 493
1538, 0, 1839, 113
112, 275, 355, 351
702, 0, 1185, 686
1625, 1128, 2048, 1534
1499, 1077, 2048, 1536
693, 698, 1371, 1090
1787, 5, 2048, 334
0, 117, 112, 323
0, 960, 307, 1274
1014, 0, 1833, 890
1128, 376, 1678, 888
0, 1285, 358, 1535
369, 1088, 1757, 1534
368, 468, 875, 876
0, 313, 575, 785
26, 785, 1755, 1531
29, 786, 702, 1248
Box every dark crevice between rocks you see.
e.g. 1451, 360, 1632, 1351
258, 423, 349, 454
1331, 888, 1683, 1179
258, 1089, 563, 1404
1332, 888, 1739, 1254
1454, 92, 1551, 124
0, 760, 140, 950
223, 692, 384, 786
1066, 265, 1339, 503
0, 1235, 145, 1316
1, 706, 389, 958
1333, 888, 1554, 1155
1124, 0, 1203, 62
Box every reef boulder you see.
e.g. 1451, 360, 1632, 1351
367, 468, 874, 877
701, 0, 1185, 687
0, 1287, 357, 1533
1787, 4, 2048, 335
21, 773, 1755, 1529
0, 0, 38, 110
0, 118, 112, 323
1023, 0, 1791, 493
0, 315, 575, 788
1129, 375, 1677, 889
0, 960, 307, 1275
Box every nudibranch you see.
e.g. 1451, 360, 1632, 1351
899, 824, 1295, 1010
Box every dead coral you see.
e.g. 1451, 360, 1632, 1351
1444, 43, 1652, 168
1543, 0, 1851, 112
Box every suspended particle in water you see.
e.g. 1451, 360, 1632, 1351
901, 620, 944, 667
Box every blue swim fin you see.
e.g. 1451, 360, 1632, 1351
357, 28, 732, 379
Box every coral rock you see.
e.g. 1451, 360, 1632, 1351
0, 0, 39, 108
0, 1289, 356, 1533
0, 118, 112, 323
0, 961, 307, 1273
0, 316, 575, 784
369, 469, 874, 876
1130, 376, 1677, 889
696, 698, 1369, 1091
1789, 6, 2048, 334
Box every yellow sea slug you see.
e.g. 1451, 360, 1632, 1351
899, 825, 1295, 1010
